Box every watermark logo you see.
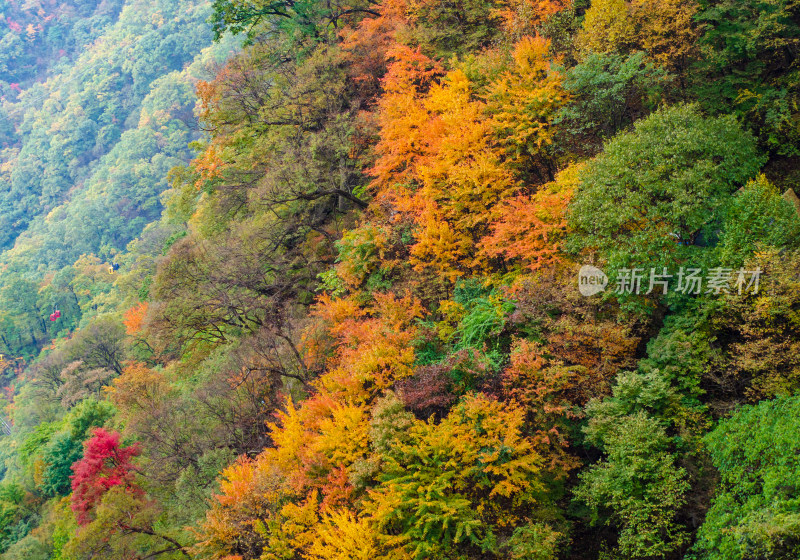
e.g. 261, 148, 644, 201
578, 265, 608, 296
578, 265, 762, 297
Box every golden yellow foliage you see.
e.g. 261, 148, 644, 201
577, 0, 700, 72
306, 509, 387, 560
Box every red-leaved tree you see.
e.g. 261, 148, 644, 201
70, 428, 141, 525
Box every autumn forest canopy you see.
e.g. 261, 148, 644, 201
0, 0, 799, 558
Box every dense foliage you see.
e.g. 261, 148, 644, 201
1, 0, 799, 559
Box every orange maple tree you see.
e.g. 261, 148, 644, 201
481, 163, 581, 271
122, 302, 148, 335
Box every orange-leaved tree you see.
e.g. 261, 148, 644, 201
369, 36, 568, 282
407, 69, 520, 280
502, 338, 583, 476
481, 163, 581, 272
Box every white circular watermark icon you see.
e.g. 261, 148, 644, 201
578, 265, 608, 296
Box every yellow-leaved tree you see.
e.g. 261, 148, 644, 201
577, 0, 700, 74
367, 394, 550, 559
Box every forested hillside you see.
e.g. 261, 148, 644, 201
0, 0, 799, 559
0, 0, 239, 358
